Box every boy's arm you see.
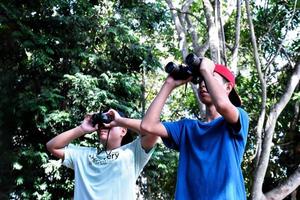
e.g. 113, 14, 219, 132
46, 115, 96, 159
117, 117, 158, 151
199, 58, 239, 124
105, 109, 158, 151
140, 76, 191, 138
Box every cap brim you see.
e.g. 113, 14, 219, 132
229, 88, 242, 107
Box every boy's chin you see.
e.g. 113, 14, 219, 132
99, 137, 108, 142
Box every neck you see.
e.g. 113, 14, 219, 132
204, 105, 221, 122
101, 141, 121, 151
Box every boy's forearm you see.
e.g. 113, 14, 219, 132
201, 70, 229, 106
46, 126, 85, 150
143, 82, 173, 123
118, 82, 174, 135
140, 82, 174, 138
118, 118, 141, 134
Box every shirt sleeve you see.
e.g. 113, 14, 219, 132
62, 144, 81, 170
237, 108, 249, 137
230, 107, 249, 139
162, 120, 184, 151
125, 137, 155, 179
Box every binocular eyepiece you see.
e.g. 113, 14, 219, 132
91, 112, 113, 127
165, 53, 203, 84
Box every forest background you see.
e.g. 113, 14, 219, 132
0, 0, 299, 199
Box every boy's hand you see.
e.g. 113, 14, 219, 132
102, 109, 121, 128
199, 58, 215, 75
164, 75, 193, 89
80, 114, 98, 133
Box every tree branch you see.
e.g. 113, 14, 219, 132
265, 167, 300, 200
186, 14, 201, 54
198, 40, 210, 56
217, 0, 227, 65
245, 0, 267, 170
169, 8, 205, 26
182, 0, 194, 12
256, 62, 300, 200
265, 0, 298, 71
203, 0, 219, 62
245, 0, 267, 199
271, 63, 300, 118
231, 0, 242, 74
165, 0, 188, 58
181, 0, 201, 54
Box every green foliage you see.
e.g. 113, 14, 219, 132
233, 65, 259, 196
237, 1, 300, 196
1, 0, 298, 198
253, 1, 299, 194
0, 0, 172, 199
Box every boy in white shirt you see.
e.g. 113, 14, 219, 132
46, 109, 158, 200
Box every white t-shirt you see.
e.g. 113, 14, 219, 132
63, 137, 154, 200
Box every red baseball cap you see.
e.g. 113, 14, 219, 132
214, 64, 242, 107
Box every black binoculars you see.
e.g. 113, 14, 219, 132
165, 53, 203, 84
91, 112, 113, 127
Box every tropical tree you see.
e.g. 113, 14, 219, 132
245, 1, 300, 199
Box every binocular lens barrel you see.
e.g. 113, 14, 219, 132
165, 62, 180, 74
164, 53, 203, 84
91, 113, 112, 127
185, 53, 201, 67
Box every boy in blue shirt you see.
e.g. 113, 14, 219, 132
141, 57, 249, 200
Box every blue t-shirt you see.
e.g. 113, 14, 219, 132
162, 107, 249, 200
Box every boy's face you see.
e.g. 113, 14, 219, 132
97, 126, 126, 145
198, 72, 230, 104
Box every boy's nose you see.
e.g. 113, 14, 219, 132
199, 81, 206, 88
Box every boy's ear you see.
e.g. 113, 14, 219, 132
225, 82, 233, 94
121, 127, 127, 137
